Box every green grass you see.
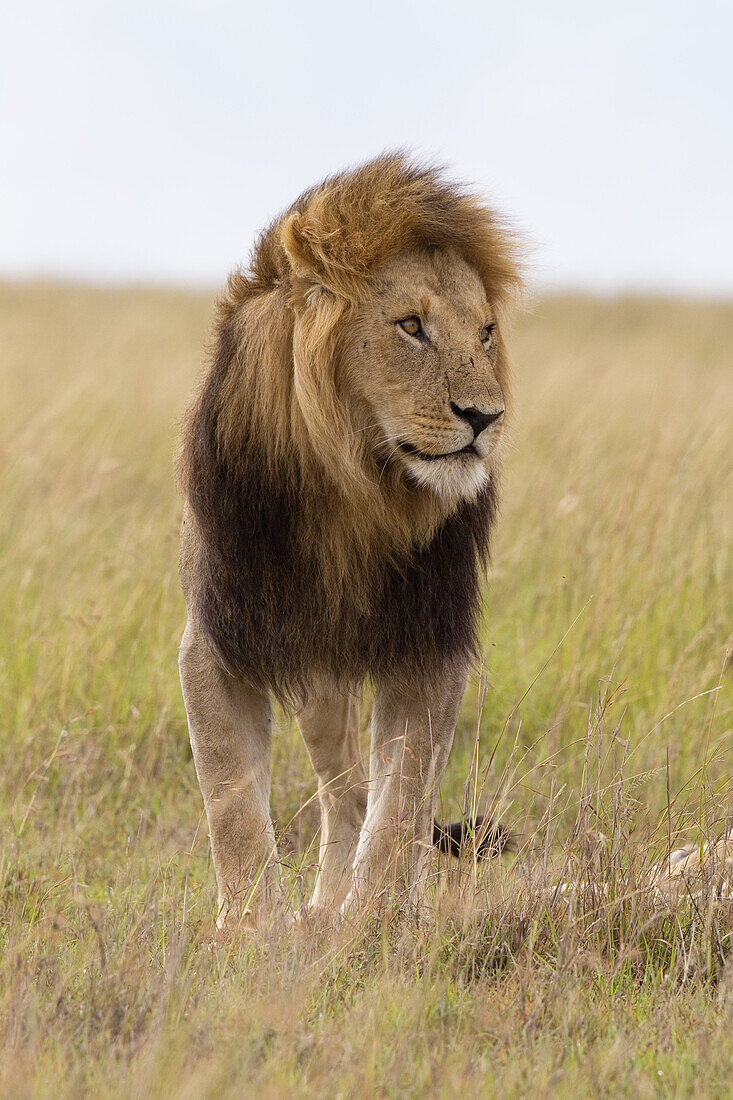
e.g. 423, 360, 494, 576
1, 283, 732, 1097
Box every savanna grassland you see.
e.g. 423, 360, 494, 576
1, 282, 732, 1098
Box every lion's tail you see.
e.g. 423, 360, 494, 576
433, 815, 512, 859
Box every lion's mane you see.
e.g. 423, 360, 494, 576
179, 154, 521, 704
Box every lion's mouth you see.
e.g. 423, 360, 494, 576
397, 440, 477, 461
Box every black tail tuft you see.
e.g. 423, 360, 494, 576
433, 815, 512, 859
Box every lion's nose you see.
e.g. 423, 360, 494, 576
449, 402, 504, 438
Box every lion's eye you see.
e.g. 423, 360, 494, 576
398, 316, 423, 338
481, 323, 496, 348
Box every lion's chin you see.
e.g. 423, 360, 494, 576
401, 453, 491, 504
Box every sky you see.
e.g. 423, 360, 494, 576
1, 0, 732, 294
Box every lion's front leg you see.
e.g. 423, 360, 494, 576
296, 686, 368, 915
179, 620, 283, 929
342, 663, 468, 915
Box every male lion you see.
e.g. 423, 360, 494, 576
177, 154, 521, 927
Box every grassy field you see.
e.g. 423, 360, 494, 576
1, 281, 732, 1097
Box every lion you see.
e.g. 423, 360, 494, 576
177, 153, 521, 926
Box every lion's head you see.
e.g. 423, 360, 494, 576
271, 154, 520, 529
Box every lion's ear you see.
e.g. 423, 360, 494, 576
280, 193, 373, 302
279, 214, 326, 313
280, 210, 359, 304
280, 213, 327, 285
281, 213, 340, 314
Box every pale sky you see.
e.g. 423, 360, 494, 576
2, 0, 732, 294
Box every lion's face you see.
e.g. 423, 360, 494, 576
341, 248, 508, 504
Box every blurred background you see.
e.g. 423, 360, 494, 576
2, 0, 732, 294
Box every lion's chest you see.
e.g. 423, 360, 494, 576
193, 475, 497, 702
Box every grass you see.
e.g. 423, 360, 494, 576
0, 281, 731, 1097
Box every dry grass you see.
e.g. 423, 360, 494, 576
0, 282, 732, 1097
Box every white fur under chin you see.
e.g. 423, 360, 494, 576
403, 455, 491, 503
